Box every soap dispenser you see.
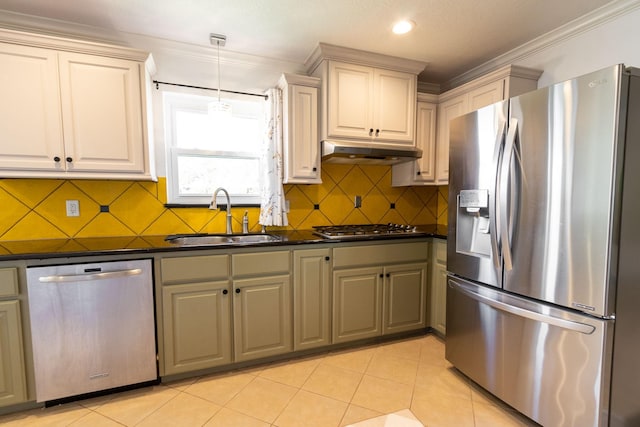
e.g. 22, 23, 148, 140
242, 210, 249, 234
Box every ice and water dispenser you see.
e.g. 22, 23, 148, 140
456, 189, 492, 258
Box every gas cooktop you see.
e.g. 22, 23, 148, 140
312, 224, 421, 239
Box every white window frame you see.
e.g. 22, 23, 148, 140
163, 90, 263, 205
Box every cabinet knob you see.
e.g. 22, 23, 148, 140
369, 128, 374, 136
379, 273, 384, 278
386, 273, 390, 278
375, 129, 380, 136
312, 167, 317, 172
222, 289, 228, 295
417, 171, 421, 176
324, 256, 330, 261
66, 157, 73, 163
235, 288, 241, 294
54, 156, 61, 162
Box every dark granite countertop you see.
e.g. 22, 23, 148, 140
0, 224, 447, 261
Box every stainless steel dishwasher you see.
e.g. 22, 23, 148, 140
26, 259, 157, 402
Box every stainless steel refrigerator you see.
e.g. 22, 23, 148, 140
446, 64, 640, 427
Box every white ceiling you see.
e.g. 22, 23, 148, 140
0, 0, 619, 85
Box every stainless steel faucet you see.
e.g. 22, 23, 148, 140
210, 187, 233, 234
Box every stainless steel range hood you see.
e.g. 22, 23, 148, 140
321, 140, 422, 165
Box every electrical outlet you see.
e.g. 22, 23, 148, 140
66, 200, 80, 217
354, 195, 362, 208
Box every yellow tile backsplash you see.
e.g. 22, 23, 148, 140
0, 164, 448, 241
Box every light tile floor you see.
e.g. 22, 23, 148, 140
0, 334, 539, 426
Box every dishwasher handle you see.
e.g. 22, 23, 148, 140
38, 268, 143, 283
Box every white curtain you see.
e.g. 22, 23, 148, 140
259, 88, 288, 226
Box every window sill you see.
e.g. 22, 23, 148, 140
164, 204, 261, 209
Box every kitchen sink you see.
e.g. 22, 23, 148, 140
229, 234, 282, 244
165, 233, 282, 246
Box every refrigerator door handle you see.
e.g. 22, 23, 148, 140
499, 118, 518, 271
490, 119, 506, 269
449, 279, 596, 335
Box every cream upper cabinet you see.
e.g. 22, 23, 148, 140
326, 62, 416, 145
0, 43, 63, 172
392, 94, 438, 186
467, 79, 505, 111
58, 52, 146, 174
435, 94, 468, 184
278, 74, 321, 184
306, 43, 426, 148
327, 61, 373, 140
0, 29, 155, 180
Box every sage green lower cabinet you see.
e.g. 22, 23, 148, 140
430, 239, 448, 335
232, 251, 292, 363
160, 255, 232, 375
333, 266, 383, 343
332, 241, 429, 344
157, 241, 434, 377
162, 281, 231, 375
293, 248, 331, 351
383, 263, 428, 334
0, 299, 27, 407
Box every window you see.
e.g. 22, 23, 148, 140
163, 91, 265, 205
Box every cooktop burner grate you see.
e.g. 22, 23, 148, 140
312, 224, 419, 239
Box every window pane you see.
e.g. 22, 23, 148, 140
164, 91, 265, 205
177, 155, 261, 197
175, 100, 263, 152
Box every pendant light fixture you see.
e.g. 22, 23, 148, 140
208, 33, 231, 116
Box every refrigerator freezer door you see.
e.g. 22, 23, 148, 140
504, 65, 624, 317
446, 276, 613, 427
448, 100, 508, 288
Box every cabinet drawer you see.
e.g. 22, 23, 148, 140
232, 251, 290, 277
333, 242, 429, 268
0, 268, 19, 297
161, 255, 229, 284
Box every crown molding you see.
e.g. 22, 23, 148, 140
278, 73, 321, 88
443, 0, 640, 91
0, 26, 150, 61
304, 42, 428, 75
417, 81, 441, 94
439, 64, 542, 101
141, 35, 303, 72
417, 92, 438, 103
0, 10, 303, 74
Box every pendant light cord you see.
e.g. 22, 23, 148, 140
216, 39, 222, 104
152, 34, 268, 100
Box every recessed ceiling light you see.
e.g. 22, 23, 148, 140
392, 20, 415, 35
